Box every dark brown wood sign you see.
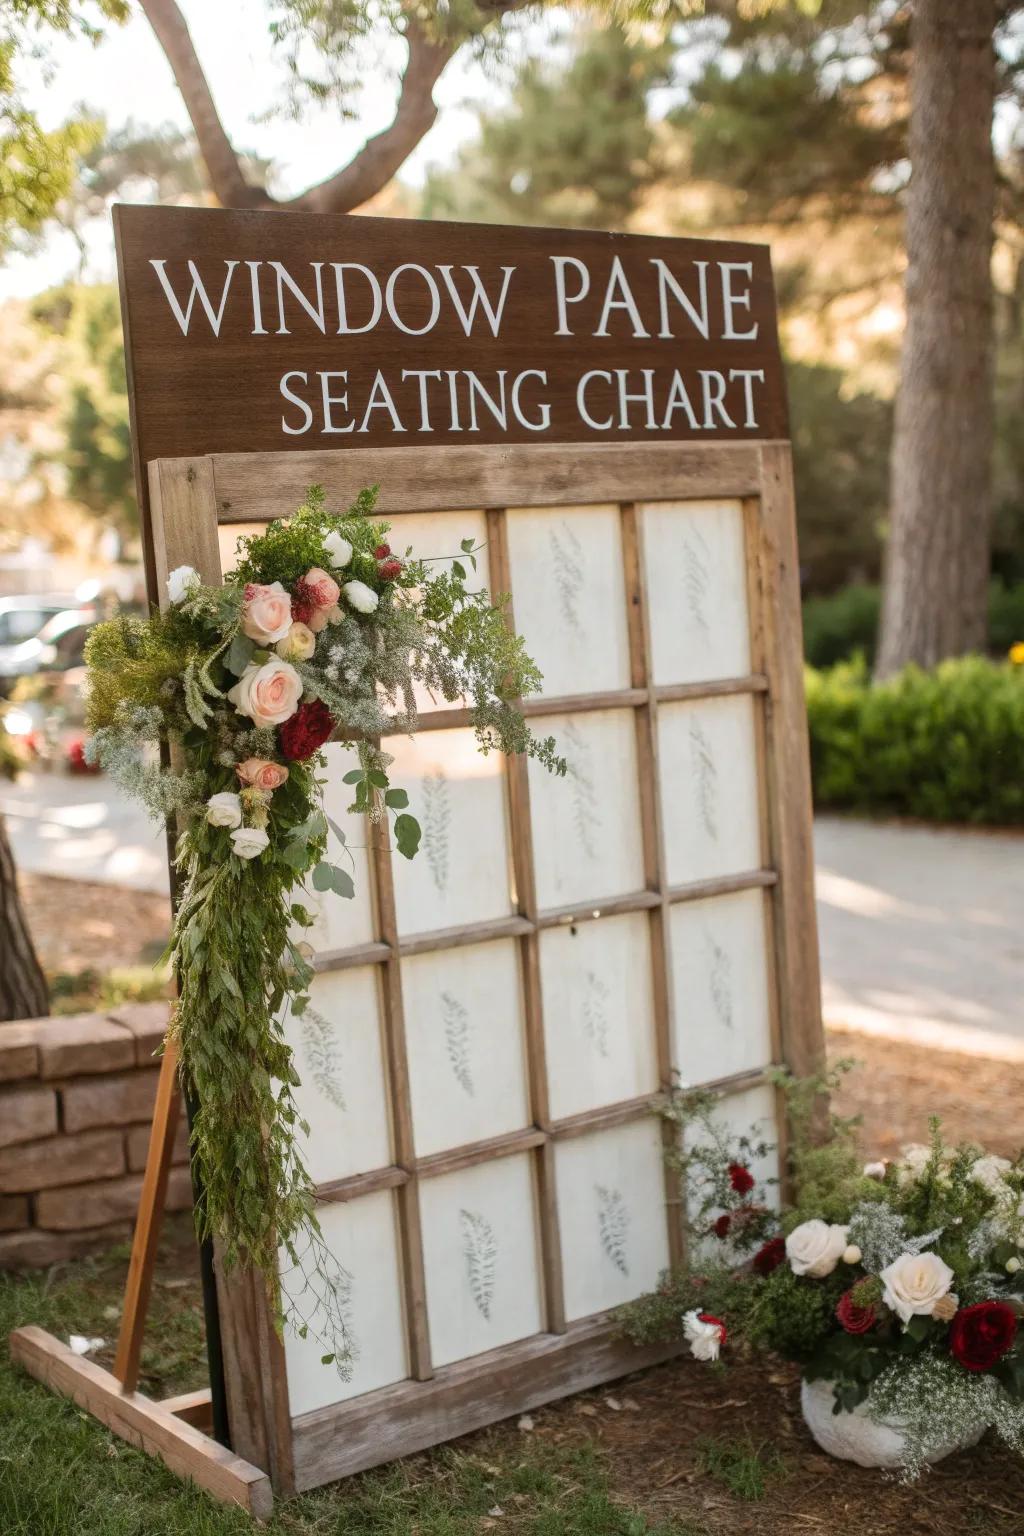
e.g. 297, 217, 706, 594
113, 205, 787, 466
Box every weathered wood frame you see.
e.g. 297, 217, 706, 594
11, 438, 822, 1514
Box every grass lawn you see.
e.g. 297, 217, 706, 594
3, 1213, 1024, 1536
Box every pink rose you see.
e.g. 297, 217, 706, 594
303, 568, 341, 610
235, 758, 289, 792
307, 608, 330, 632
242, 581, 293, 645
227, 659, 303, 727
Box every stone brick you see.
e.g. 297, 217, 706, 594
0, 1084, 58, 1149
0, 1220, 131, 1270
107, 1001, 171, 1067
36, 1165, 192, 1231
125, 1117, 190, 1173
62, 1069, 161, 1133
0, 1194, 29, 1231
0, 1021, 41, 1083
35, 1013, 135, 1079
0, 1129, 125, 1194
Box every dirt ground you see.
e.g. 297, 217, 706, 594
18, 870, 171, 976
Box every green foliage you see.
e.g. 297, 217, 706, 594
0, 2, 127, 254
422, 21, 671, 230
803, 580, 1024, 668
806, 655, 1024, 824
694, 1435, 787, 1502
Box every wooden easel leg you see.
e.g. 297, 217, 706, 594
113, 1037, 182, 1392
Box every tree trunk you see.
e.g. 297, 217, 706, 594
0, 814, 48, 1021
876, 0, 996, 677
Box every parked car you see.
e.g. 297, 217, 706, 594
0, 605, 97, 695
0, 594, 78, 649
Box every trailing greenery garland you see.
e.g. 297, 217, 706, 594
85, 485, 564, 1367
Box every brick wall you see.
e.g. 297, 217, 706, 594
0, 1002, 193, 1267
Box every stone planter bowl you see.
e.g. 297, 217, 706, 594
800, 1378, 985, 1469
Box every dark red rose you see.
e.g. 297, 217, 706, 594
728, 1163, 755, 1195
713, 1213, 732, 1240
949, 1301, 1018, 1372
374, 543, 391, 559
378, 558, 403, 581
279, 700, 335, 761
836, 1289, 877, 1335
752, 1236, 786, 1275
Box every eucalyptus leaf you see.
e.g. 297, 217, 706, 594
225, 632, 257, 677
394, 812, 422, 860
384, 788, 409, 809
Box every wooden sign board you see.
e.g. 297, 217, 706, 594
89, 208, 823, 1505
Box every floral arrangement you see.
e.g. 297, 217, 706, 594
621, 1076, 1024, 1478
84, 484, 564, 1367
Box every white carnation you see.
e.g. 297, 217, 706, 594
206, 791, 242, 828
324, 531, 353, 568
229, 825, 270, 861
342, 579, 379, 614
167, 565, 200, 605
682, 1310, 724, 1362
785, 1219, 849, 1279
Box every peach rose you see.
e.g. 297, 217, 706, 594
307, 608, 330, 633
227, 659, 303, 727
302, 567, 341, 610
242, 581, 293, 645
235, 758, 289, 792
276, 622, 316, 662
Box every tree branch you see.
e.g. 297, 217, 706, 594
138, 0, 273, 209
139, 0, 531, 216
287, 16, 455, 214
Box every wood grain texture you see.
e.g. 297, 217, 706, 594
113, 1041, 182, 1392
210, 442, 766, 523
290, 1314, 684, 1491
114, 205, 786, 465
164, 1387, 214, 1432
9, 1327, 273, 1518
754, 443, 825, 1081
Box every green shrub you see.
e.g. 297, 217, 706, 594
806, 655, 1024, 825
802, 581, 1024, 669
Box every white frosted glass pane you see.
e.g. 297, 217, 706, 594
306, 746, 375, 954
670, 890, 773, 1086
529, 710, 644, 909
402, 939, 530, 1156
385, 728, 513, 934
282, 1192, 408, 1415
556, 1119, 669, 1322
284, 966, 391, 1186
540, 913, 658, 1120
419, 1154, 544, 1367
658, 695, 761, 885
506, 504, 631, 696
386, 511, 490, 715
641, 500, 751, 685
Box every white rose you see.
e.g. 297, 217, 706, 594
682, 1310, 725, 1363
206, 791, 242, 828
863, 1161, 887, 1181
971, 1155, 1012, 1195
342, 579, 379, 614
167, 565, 200, 604
227, 659, 303, 727
229, 825, 270, 861
276, 621, 316, 662
785, 1219, 849, 1279
880, 1251, 956, 1325
324, 531, 353, 568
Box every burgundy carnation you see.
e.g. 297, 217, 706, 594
279, 700, 335, 761
836, 1289, 877, 1335
374, 543, 391, 559
728, 1162, 755, 1196
752, 1236, 786, 1276
713, 1213, 732, 1240
378, 558, 403, 581
949, 1301, 1018, 1372
290, 578, 317, 626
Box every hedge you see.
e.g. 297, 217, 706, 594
802, 580, 1024, 669
805, 656, 1024, 825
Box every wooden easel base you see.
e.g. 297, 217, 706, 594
9, 1326, 273, 1519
